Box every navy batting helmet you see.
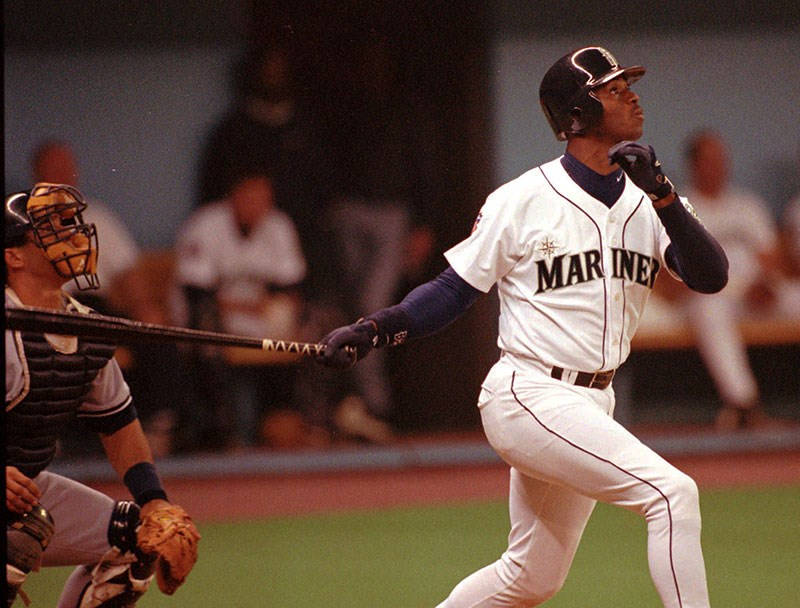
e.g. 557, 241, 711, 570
539, 46, 645, 141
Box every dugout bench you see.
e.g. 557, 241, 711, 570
614, 299, 800, 427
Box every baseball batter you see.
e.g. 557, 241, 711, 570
317, 47, 729, 608
5, 183, 199, 607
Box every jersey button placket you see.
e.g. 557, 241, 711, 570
602, 218, 616, 367
606, 217, 624, 367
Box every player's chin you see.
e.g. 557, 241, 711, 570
632, 116, 645, 137
625, 123, 644, 142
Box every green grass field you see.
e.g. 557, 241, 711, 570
25, 485, 799, 607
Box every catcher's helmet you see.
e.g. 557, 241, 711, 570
5, 191, 32, 246
539, 46, 645, 141
4, 183, 99, 290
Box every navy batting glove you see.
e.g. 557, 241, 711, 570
316, 320, 378, 369
609, 141, 674, 201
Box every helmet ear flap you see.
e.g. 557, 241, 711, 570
568, 92, 604, 137
568, 106, 584, 134
540, 99, 567, 141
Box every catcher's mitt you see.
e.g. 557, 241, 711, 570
136, 504, 200, 594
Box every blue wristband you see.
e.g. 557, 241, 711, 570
123, 461, 168, 506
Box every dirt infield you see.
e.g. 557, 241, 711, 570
88, 449, 800, 523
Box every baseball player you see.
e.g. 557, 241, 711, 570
5, 183, 200, 607
317, 46, 729, 608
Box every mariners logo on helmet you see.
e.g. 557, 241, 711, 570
4, 183, 99, 290
539, 46, 645, 141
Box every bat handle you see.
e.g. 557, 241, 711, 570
258, 339, 356, 360
260, 339, 326, 356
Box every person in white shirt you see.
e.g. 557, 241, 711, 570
681, 130, 798, 430
175, 170, 309, 449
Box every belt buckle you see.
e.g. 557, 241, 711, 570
590, 369, 615, 388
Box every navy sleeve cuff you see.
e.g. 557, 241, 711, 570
83, 402, 138, 435
368, 266, 481, 343
124, 461, 168, 505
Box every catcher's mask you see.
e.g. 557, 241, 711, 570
539, 46, 645, 141
4, 183, 99, 290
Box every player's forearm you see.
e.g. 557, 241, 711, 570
657, 197, 728, 293
367, 266, 481, 345
100, 419, 154, 476
101, 419, 168, 505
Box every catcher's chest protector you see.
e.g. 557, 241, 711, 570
6, 331, 117, 477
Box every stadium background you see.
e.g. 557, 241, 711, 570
4, 2, 800, 606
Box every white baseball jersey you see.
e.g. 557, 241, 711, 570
175, 201, 306, 336
446, 157, 678, 373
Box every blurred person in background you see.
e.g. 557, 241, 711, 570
197, 41, 338, 305
31, 141, 141, 315
196, 41, 395, 444
31, 139, 182, 455
779, 148, 800, 278
174, 169, 336, 450
325, 35, 438, 439
670, 130, 799, 430
781, 197, 800, 275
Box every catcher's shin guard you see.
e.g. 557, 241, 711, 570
75, 502, 155, 608
6, 504, 55, 607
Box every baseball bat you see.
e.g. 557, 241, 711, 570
4, 306, 327, 357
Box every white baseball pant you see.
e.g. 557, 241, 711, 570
436, 357, 710, 608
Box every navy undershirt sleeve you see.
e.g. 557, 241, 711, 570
658, 197, 728, 293
367, 266, 481, 342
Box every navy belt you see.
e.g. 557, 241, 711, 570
551, 366, 615, 390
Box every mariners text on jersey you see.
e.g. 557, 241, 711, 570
535, 247, 660, 293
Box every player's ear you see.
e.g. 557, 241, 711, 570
5, 246, 26, 270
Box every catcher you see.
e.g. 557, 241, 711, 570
5, 184, 200, 607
